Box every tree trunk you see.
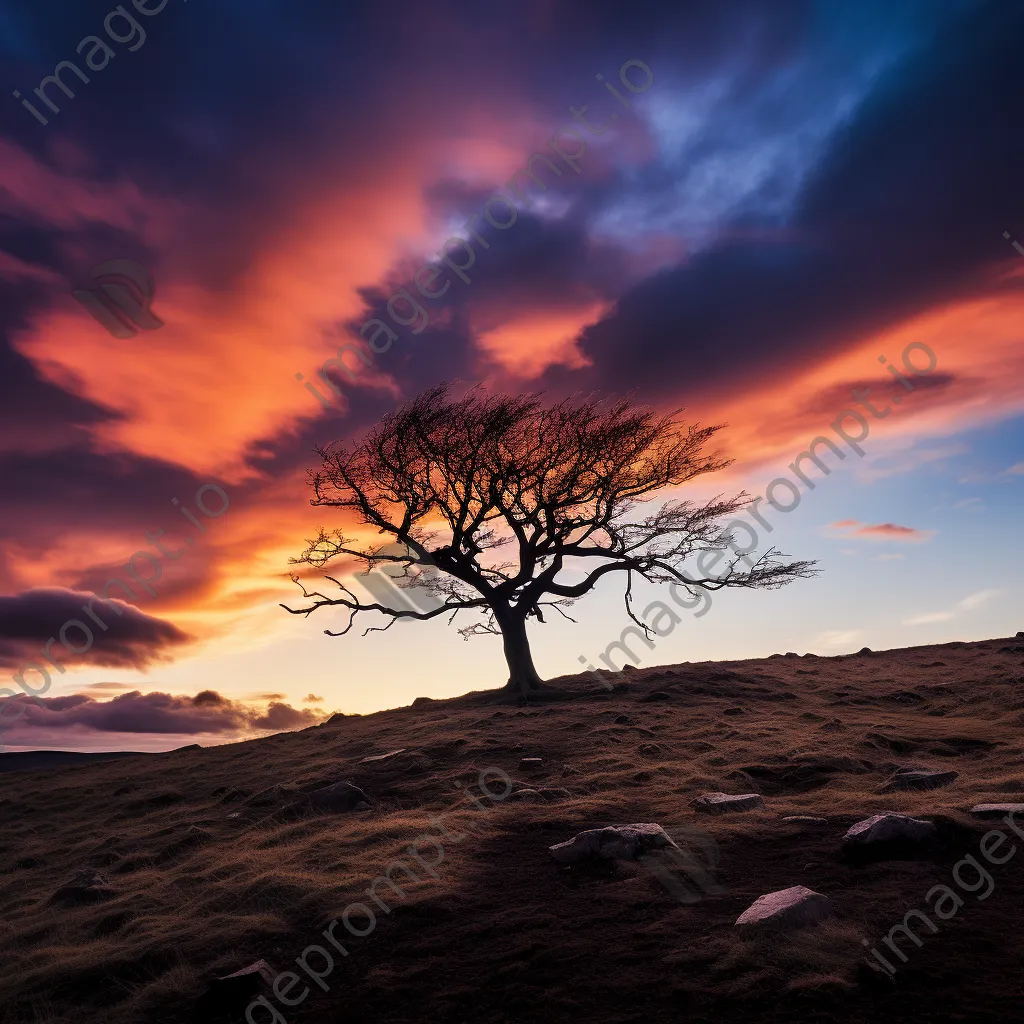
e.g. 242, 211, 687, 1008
497, 612, 543, 694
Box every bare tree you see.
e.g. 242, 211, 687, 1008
283, 383, 817, 695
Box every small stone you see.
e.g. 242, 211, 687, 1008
519, 757, 543, 769
781, 815, 829, 824
614, 714, 632, 725
879, 768, 958, 793
49, 871, 117, 906
304, 781, 371, 813
723, 707, 745, 716
359, 749, 407, 764
820, 718, 844, 732
842, 813, 937, 847
549, 823, 676, 865
638, 742, 662, 755
692, 792, 765, 814
638, 691, 671, 703
970, 803, 1024, 819
735, 885, 835, 930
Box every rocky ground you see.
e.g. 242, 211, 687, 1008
2, 634, 1024, 1024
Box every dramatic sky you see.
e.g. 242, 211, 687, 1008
1, 0, 1022, 752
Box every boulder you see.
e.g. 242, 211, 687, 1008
49, 870, 117, 906
970, 803, 1024, 819
692, 792, 765, 814
879, 768, 958, 793
325, 712, 349, 725
358, 749, 406, 764
614, 714, 633, 725
549, 823, 676, 865
304, 781, 371, 813
735, 885, 835, 931
842, 813, 937, 847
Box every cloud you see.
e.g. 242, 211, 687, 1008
872, 553, 905, 561
953, 497, 982, 508
0, 689, 324, 740
903, 612, 955, 625
304, 693, 324, 703
903, 588, 1004, 625
1004, 462, 1024, 476
827, 520, 935, 542
816, 630, 862, 648
0, 588, 190, 670
958, 589, 1002, 611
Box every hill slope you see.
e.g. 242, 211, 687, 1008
2, 635, 1023, 1024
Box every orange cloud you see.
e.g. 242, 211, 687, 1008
827, 520, 935, 541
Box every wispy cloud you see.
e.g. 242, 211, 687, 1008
828, 520, 936, 542
904, 611, 955, 625
903, 589, 1003, 625
953, 497, 982, 508
958, 589, 1003, 611
817, 630, 863, 648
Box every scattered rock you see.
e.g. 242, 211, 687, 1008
879, 767, 959, 793
842, 813, 938, 848
692, 792, 765, 814
858, 647, 873, 655
50, 871, 117, 906
723, 707, 745, 716
519, 757, 543, 769
735, 885, 834, 931
299, 781, 371, 814
359, 748, 407, 764
510, 788, 544, 801
820, 718, 844, 732
614, 714, 633, 725
970, 803, 1024, 819
549, 823, 676, 865
637, 691, 671, 703
638, 743, 662, 755
781, 815, 829, 824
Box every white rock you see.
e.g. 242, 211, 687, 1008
693, 792, 765, 813
970, 803, 1024, 819
549, 823, 677, 864
735, 885, 835, 930
842, 813, 937, 846
879, 768, 958, 793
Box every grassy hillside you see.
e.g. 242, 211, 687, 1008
2, 635, 1023, 1024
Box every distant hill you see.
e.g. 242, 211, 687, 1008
0, 748, 164, 773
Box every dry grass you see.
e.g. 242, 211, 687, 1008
2, 634, 1024, 1023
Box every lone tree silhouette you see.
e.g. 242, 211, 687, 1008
283, 383, 816, 695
